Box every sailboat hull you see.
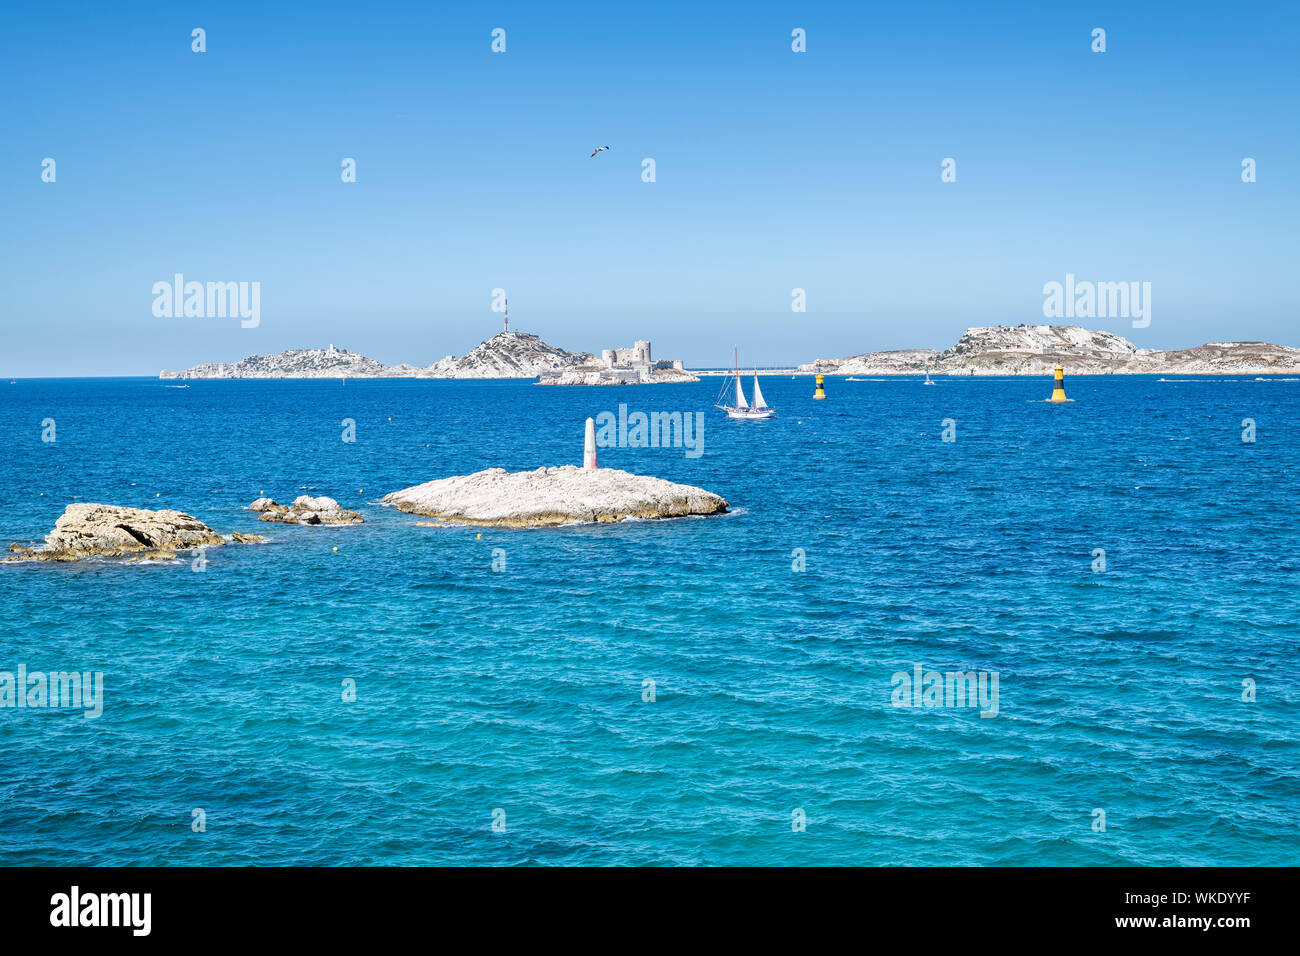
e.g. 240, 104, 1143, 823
719, 406, 775, 420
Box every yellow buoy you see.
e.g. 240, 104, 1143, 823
1046, 364, 1073, 403
813, 373, 826, 400
332, 547, 338, 552
476, 533, 482, 539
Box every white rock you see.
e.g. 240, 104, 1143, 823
382, 466, 728, 528
292, 495, 340, 512
251, 495, 363, 525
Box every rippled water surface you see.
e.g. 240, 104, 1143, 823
1, 375, 1297, 865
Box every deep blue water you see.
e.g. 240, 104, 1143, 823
1, 374, 1297, 866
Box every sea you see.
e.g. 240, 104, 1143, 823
1, 374, 1297, 865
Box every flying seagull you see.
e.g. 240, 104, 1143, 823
590, 145, 611, 157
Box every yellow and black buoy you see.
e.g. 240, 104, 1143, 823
813, 373, 826, 400
1046, 364, 1073, 403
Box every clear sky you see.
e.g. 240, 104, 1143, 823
1, 0, 1296, 375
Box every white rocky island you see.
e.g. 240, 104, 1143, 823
160, 332, 594, 380
536, 340, 699, 385
800, 325, 1300, 376
424, 331, 594, 378
158, 333, 708, 383
382, 465, 728, 528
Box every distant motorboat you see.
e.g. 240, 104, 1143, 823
715, 347, 775, 420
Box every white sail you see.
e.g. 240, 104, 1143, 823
734, 371, 749, 408
751, 374, 767, 409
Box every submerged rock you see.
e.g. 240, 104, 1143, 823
251, 495, 363, 525
382, 465, 728, 528
129, 550, 178, 562
7, 503, 226, 561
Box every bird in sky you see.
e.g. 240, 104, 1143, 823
590, 145, 611, 157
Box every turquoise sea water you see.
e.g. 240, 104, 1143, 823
1, 374, 1297, 866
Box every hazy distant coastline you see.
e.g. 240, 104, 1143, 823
157, 325, 1300, 380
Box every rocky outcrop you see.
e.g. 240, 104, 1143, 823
805, 325, 1300, 375
7, 503, 228, 561
382, 466, 728, 528
932, 325, 1140, 374
251, 495, 363, 525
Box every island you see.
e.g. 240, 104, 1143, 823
158, 323, 1300, 381
537, 339, 698, 385
381, 466, 728, 528
800, 325, 1300, 375
7, 504, 263, 562
160, 332, 593, 380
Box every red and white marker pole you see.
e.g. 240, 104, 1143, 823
583, 417, 598, 469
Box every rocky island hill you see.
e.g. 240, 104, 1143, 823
800, 325, 1300, 375
160, 332, 593, 380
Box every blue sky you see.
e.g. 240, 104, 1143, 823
1, 0, 1296, 375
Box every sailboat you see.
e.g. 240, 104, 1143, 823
716, 348, 775, 420
923, 363, 936, 385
